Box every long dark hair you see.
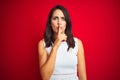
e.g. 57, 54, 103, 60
44, 5, 75, 50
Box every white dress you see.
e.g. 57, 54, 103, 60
44, 37, 79, 80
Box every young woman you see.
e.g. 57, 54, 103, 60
38, 5, 87, 80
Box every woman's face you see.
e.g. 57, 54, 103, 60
51, 9, 66, 34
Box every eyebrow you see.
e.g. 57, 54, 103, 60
52, 16, 65, 18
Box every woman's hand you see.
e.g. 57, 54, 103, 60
54, 27, 67, 47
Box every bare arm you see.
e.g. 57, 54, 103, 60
38, 39, 60, 80
38, 27, 67, 80
77, 39, 87, 80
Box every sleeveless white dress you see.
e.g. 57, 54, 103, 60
44, 37, 79, 80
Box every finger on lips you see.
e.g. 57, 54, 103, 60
58, 27, 62, 34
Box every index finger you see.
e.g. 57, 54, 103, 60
58, 27, 62, 34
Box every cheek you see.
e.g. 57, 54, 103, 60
51, 21, 57, 32
51, 21, 57, 27
63, 22, 66, 30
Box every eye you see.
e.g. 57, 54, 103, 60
52, 16, 58, 20
61, 17, 65, 21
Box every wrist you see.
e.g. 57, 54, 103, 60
53, 43, 60, 49
54, 39, 61, 46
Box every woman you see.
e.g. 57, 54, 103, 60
38, 5, 87, 80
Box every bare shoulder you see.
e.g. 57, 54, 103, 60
76, 38, 84, 53
38, 39, 44, 47
74, 37, 83, 47
38, 39, 45, 55
77, 38, 83, 46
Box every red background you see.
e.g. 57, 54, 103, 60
0, 0, 120, 80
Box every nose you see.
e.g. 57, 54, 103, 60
57, 18, 62, 26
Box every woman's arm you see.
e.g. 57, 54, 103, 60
77, 39, 87, 80
38, 27, 67, 80
38, 39, 60, 80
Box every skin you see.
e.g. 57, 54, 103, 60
51, 9, 67, 40
38, 9, 87, 80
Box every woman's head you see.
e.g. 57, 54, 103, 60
44, 5, 75, 50
51, 9, 66, 34
47, 5, 72, 34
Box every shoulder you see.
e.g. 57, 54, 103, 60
38, 39, 47, 56
38, 39, 44, 47
73, 37, 84, 57
73, 37, 83, 44
38, 39, 45, 53
73, 37, 84, 48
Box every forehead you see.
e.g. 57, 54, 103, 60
52, 9, 65, 17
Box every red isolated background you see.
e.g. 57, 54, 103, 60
0, 0, 120, 80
